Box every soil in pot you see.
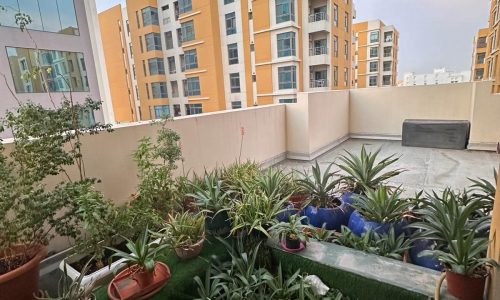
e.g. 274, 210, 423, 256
289, 194, 309, 209
285, 235, 301, 249
446, 268, 488, 300
69, 241, 129, 275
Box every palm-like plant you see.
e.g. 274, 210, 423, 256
270, 215, 312, 243
352, 185, 410, 223
189, 173, 232, 213
468, 168, 497, 214
297, 161, 340, 207
337, 146, 405, 194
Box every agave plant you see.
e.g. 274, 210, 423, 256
254, 168, 294, 201
188, 173, 232, 213
297, 161, 341, 207
352, 185, 410, 223
468, 168, 497, 214
336, 146, 405, 194
157, 212, 205, 249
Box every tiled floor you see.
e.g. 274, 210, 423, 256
275, 139, 499, 196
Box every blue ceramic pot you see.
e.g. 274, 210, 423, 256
348, 210, 407, 236
340, 192, 357, 221
303, 199, 348, 231
409, 239, 443, 271
276, 202, 297, 222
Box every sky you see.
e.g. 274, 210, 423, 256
96, 0, 490, 78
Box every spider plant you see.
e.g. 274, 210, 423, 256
254, 168, 294, 201
352, 185, 410, 223
310, 223, 336, 242
157, 212, 205, 249
188, 173, 232, 214
468, 168, 497, 214
270, 215, 312, 244
297, 161, 341, 208
336, 146, 405, 194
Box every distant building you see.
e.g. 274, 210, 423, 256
352, 19, 399, 88
471, 28, 489, 81
402, 68, 471, 86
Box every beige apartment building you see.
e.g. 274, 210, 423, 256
482, 0, 500, 93
351, 20, 398, 88
99, 0, 354, 121
471, 28, 489, 82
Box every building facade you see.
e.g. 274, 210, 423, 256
0, 0, 112, 127
471, 28, 489, 82
99, 0, 354, 120
351, 19, 398, 88
484, 0, 500, 93
402, 68, 471, 86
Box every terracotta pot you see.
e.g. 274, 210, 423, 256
0, 245, 47, 300
174, 237, 205, 260
446, 269, 487, 300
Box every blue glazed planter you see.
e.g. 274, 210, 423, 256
303, 200, 348, 231
348, 210, 407, 236
276, 202, 297, 222
340, 192, 357, 221
409, 239, 443, 271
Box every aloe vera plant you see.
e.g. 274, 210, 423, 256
352, 185, 410, 223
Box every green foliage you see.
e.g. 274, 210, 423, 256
351, 185, 410, 223
156, 212, 205, 249
309, 224, 336, 242
468, 168, 497, 214
254, 168, 294, 201
336, 146, 404, 194
189, 172, 232, 213
270, 215, 312, 243
133, 120, 182, 218
297, 161, 340, 208
220, 161, 260, 193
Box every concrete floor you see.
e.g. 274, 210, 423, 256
276, 139, 499, 196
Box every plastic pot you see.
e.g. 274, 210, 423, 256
276, 202, 297, 222
302, 199, 348, 231
340, 191, 357, 221
285, 235, 301, 250
446, 269, 487, 300
348, 210, 407, 236
409, 239, 443, 271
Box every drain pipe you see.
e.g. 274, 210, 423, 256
434, 272, 446, 300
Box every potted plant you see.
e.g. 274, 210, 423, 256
468, 168, 497, 215
270, 215, 312, 252
254, 169, 297, 222
106, 228, 171, 300
189, 172, 232, 235
348, 185, 410, 236
158, 212, 205, 260
337, 146, 405, 220
297, 161, 347, 231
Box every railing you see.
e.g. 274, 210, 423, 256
308, 12, 328, 22
310, 79, 328, 88
309, 46, 328, 56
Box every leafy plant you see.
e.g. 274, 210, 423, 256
468, 168, 497, 214
220, 161, 261, 194
270, 215, 312, 243
351, 185, 410, 223
254, 168, 294, 201
337, 146, 405, 194
297, 161, 340, 208
309, 224, 336, 242
156, 212, 205, 249
189, 172, 232, 213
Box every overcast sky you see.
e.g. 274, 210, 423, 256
96, 0, 490, 78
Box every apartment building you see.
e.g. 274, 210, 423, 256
483, 0, 500, 93
471, 28, 489, 82
0, 0, 112, 129
402, 68, 471, 86
351, 20, 398, 88
99, 0, 354, 120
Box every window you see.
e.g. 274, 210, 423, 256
370, 47, 378, 58
279, 98, 297, 104
344, 68, 348, 86
174, 1, 180, 20
177, 28, 183, 46
165, 31, 174, 49
477, 53, 486, 64
167, 57, 176, 74
181, 21, 195, 42
231, 101, 242, 109
383, 75, 391, 86
183, 49, 198, 70
344, 40, 348, 59
179, 0, 192, 14
146, 83, 150, 99
383, 46, 392, 57
384, 31, 393, 43
151, 82, 168, 98
6, 47, 89, 93
369, 75, 378, 87
224, 0, 235, 4
183, 77, 201, 96
477, 36, 487, 48
142, 7, 159, 26
333, 66, 338, 86
225, 12, 237, 35
154, 105, 170, 119
333, 36, 338, 57
311, 39, 327, 55
145, 33, 162, 51
0, 0, 79, 34
344, 12, 349, 32
228, 43, 239, 64
490, 30, 497, 52
369, 61, 378, 72
230, 73, 241, 93
278, 66, 297, 89
142, 60, 147, 76
277, 32, 296, 57
276, 0, 295, 23
475, 68, 484, 80
333, 4, 338, 27
148, 57, 165, 75
370, 31, 379, 43
185, 103, 202, 115
383, 61, 392, 72
136, 10, 140, 28
173, 104, 181, 117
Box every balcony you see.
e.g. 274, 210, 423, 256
310, 79, 328, 88
308, 12, 330, 33
309, 46, 329, 65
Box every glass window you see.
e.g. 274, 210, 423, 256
148, 57, 165, 75
142, 7, 159, 26
165, 31, 174, 49
278, 66, 297, 89
228, 43, 239, 64
145, 33, 162, 51
181, 20, 195, 42
344, 68, 348, 86
477, 53, 486, 64
39, 0, 60, 33
151, 82, 168, 98
370, 31, 380, 43
344, 12, 349, 32
231, 101, 241, 109
383, 75, 391, 86
167, 56, 176, 74
333, 35, 338, 57
383, 46, 392, 57
183, 77, 201, 96
18, 0, 43, 31
176, 28, 183, 46
333, 4, 338, 27
225, 0, 235, 4
383, 61, 392, 71
185, 103, 202, 115
173, 104, 181, 116
475, 68, 484, 80
225, 12, 236, 35
370, 47, 378, 58
279, 98, 297, 104
6, 47, 89, 93
171, 81, 179, 97
154, 105, 170, 119
384, 31, 393, 42
276, 0, 295, 23
57, 0, 78, 34
369, 61, 378, 72
369, 75, 378, 86
179, 0, 192, 14
344, 40, 349, 58
0, 0, 20, 27
333, 66, 338, 86
277, 32, 296, 57
230, 73, 241, 93
183, 49, 198, 70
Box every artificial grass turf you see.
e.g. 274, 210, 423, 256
94, 238, 230, 300
271, 248, 427, 300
